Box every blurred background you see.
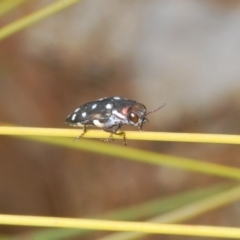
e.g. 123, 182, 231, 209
1, 0, 240, 239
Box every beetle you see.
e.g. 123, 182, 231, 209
65, 96, 165, 145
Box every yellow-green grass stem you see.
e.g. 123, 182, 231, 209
98, 184, 240, 240
1, 126, 240, 144
1, 126, 240, 181
14, 136, 240, 181
0, 0, 29, 17
12, 183, 229, 240
0, 0, 81, 41
1, 214, 240, 238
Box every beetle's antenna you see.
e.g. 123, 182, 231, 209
146, 103, 166, 116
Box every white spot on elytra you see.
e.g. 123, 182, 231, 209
93, 119, 104, 127
98, 97, 106, 101
106, 103, 113, 109
82, 112, 87, 117
113, 97, 121, 100
92, 104, 97, 109
74, 108, 80, 113
71, 113, 77, 121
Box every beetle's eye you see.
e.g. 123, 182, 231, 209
129, 112, 139, 123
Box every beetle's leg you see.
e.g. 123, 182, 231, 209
102, 124, 127, 146
74, 125, 87, 142
102, 125, 119, 142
